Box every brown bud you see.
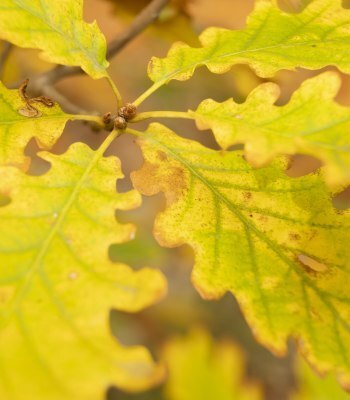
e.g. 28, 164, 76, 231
124, 103, 137, 120
103, 112, 111, 124
114, 116, 127, 130
118, 107, 126, 119
118, 103, 137, 121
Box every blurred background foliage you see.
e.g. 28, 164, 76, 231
1, 0, 350, 399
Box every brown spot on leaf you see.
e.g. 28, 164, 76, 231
289, 232, 301, 241
243, 191, 252, 200
157, 151, 168, 161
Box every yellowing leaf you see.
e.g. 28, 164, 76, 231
148, 0, 350, 87
131, 123, 350, 390
162, 328, 262, 400
0, 1, 108, 79
0, 81, 72, 170
191, 72, 350, 187
293, 357, 350, 400
0, 139, 166, 400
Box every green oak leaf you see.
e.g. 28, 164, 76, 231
131, 123, 350, 390
0, 139, 166, 400
191, 72, 350, 187
0, 0, 108, 78
147, 0, 350, 88
0, 81, 73, 170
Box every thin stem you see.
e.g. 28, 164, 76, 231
133, 82, 164, 107
106, 74, 123, 108
38, 84, 94, 115
125, 127, 144, 138
70, 114, 104, 126
131, 110, 194, 123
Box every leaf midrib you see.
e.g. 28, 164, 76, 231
1, 131, 118, 327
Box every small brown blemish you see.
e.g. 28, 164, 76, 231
157, 151, 168, 161
289, 232, 301, 241
243, 191, 252, 200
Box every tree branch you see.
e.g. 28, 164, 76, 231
107, 0, 170, 58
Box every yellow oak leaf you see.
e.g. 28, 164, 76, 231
0, 139, 166, 400
131, 123, 350, 390
0, 0, 108, 78
143, 0, 350, 96
191, 72, 350, 187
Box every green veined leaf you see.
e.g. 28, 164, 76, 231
147, 0, 350, 88
191, 71, 350, 187
0, 0, 109, 79
0, 140, 166, 400
162, 328, 262, 400
0, 81, 73, 170
131, 123, 350, 390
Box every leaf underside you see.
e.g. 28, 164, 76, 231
132, 123, 350, 390
0, 143, 166, 400
192, 72, 350, 187
0, 0, 109, 78
148, 0, 350, 86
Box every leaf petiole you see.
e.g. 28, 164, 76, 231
131, 110, 194, 123
106, 73, 123, 108
132, 81, 163, 107
70, 114, 104, 127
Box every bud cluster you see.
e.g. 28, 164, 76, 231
114, 103, 137, 131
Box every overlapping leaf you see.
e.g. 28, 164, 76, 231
162, 328, 262, 400
191, 72, 350, 186
148, 0, 350, 88
0, 0, 108, 78
0, 141, 166, 400
131, 123, 350, 389
0, 81, 72, 170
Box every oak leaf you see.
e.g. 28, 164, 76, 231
0, 141, 166, 400
132, 123, 350, 389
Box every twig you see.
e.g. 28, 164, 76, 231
107, 0, 170, 58
0, 42, 13, 78
38, 85, 95, 115
30, 0, 170, 87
